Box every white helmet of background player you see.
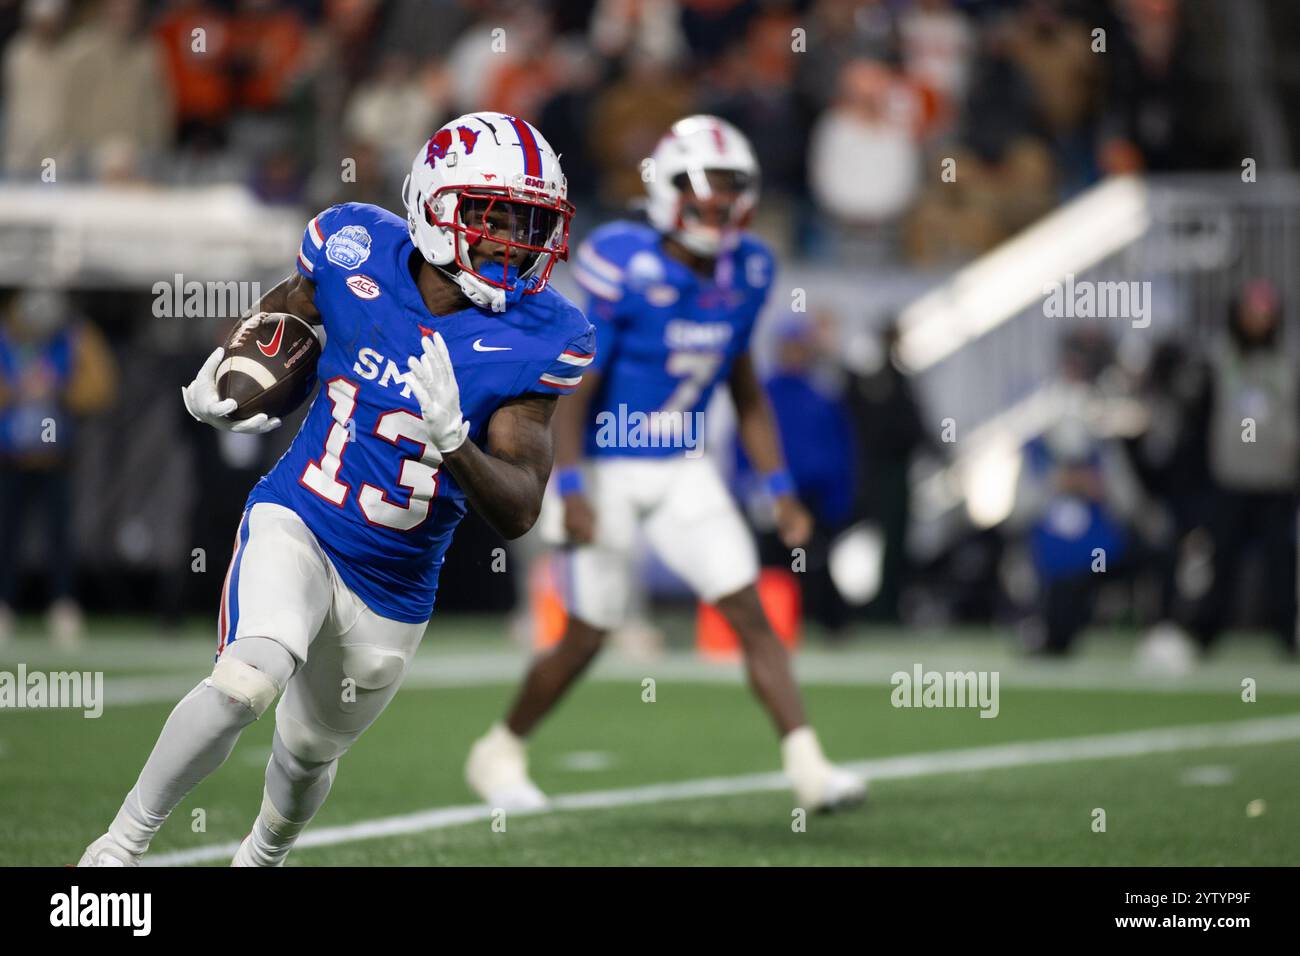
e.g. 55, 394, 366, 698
645, 115, 760, 257
403, 111, 575, 312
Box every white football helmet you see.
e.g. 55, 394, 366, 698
645, 115, 760, 256
403, 112, 574, 312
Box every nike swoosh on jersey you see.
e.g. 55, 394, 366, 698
473, 339, 512, 352
257, 317, 286, 358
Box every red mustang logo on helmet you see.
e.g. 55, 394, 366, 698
425, 125, 480, 168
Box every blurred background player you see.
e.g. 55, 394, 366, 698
466, 116, 866, 814
0, 287, 117, 646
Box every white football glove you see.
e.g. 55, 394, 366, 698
405, 332, 470, 455
180, 346, 282, 435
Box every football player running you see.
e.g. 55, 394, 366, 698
466, 116, 866, 813
79, 113, 596, 867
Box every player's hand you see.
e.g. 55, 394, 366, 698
181, 347, 282, 434
562, 493, 597, 545
406, 332, 470, 455
774, 494, 813, 550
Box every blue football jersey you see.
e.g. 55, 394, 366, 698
570, 221, 774, 458
246, 202, 595, 622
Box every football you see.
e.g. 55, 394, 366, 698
216, 311, 321, 421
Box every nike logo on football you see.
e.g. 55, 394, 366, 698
473, 339, 512, 352
257, 317, 286, 357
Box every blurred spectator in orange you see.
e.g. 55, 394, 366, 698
228, 0, 308, 114
0, 290, 118, 646
154, 0, 233, 150
65, 0, 171, 180
808, 58, 923, 258
3, 0, 75, 177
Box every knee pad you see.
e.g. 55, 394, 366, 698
275, 706, 347, 764
209, 656, 282, 718
339, 643, 406, 691
270, 730, 334, 781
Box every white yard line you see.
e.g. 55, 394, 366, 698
143, 713, 1300, 866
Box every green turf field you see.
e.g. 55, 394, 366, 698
2, 616, 1298, 866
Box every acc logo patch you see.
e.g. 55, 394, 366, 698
326, 225, 372, 270
346, 274, 381, 300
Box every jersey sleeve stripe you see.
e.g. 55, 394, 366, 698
297, 247, 315, 274
309, 216, 326, 248
578, 244, 623, 282
557, 350, 594, 367
574, 264, 622, 302
540, 372, 582, 388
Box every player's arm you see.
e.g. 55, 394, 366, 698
247, 271, 320, 326
442, 394, 557, 540
728, 352, 812, 548
405, 332, 556, 539
551, 368, 601, 543
179, 272, 321, 435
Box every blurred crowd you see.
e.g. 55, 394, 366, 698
0, 0, 1247, 262
741, 277, 1297, 663
0, 0, 1293, 659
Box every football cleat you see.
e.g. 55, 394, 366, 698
231, 832, 284, 868
782, 725, 867, 813
77, 833, 141, 867
799, 765, 868, 814
465, 722, 549, 814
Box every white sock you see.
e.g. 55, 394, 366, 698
781, 725, 830, 780
236, 790, 313, 867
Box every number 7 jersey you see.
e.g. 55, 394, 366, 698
570, 221, 774, 458
246, 202, 595, 623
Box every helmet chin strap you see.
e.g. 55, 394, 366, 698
438, 259, 534, 314
453, 268, 508, 313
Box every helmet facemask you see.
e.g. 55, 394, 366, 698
670, 167, 758, 256
424, 185, 574, 300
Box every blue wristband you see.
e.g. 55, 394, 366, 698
556, 467, 585, 496
764, 469, 796, 498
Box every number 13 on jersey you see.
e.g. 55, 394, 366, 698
299, 377, 441, 531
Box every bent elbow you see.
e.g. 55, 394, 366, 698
503, 501, 542, 540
